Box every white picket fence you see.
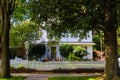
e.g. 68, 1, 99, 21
10, 59, 105, 70
1, 59, 120, 70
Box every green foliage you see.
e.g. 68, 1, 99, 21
18, 66, 26, 70
11, 0, 29, 23
10, 20, 41, 47
59, 44, 73, 58
29, 44, 46, 60
68, 53, 81, 61
16, 46, 26, 59
28, 0, 119, 38
93, 34, 101, 50
73, 46, 88, 58
117, 27, 120, 57
93, 31, 104, 51
28, 0, 91, 39
10, 66, 14, 70
48, 76, 98, 80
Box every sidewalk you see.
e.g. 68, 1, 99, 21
12, 73, 102, 80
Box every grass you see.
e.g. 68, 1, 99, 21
0, 76, 26, 80
48, 76, 99, 80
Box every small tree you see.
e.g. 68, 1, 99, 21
60, 44, 73, 58
10, 20, 41, 47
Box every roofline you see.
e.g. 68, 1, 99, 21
60, 42, 95, 45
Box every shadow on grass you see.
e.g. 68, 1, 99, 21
0, 76, 26, 80
48, 76, 100, 80
11, 68, 104, 73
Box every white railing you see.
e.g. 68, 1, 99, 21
10, 59, 105, 70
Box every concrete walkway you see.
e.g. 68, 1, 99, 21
12, 73, 102, 80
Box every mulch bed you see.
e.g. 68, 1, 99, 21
11, 68, 104, 74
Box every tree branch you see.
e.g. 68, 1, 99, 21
9, 0, 16, 14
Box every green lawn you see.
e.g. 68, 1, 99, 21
0, 76, 26, 80
48, 76, 99, 80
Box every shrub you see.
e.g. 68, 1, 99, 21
18, 66, 26, 70
29, 44, 46, 60
60, 44, 74, 58
73, 46, 88, 59
9, 47, 25, 59
93, 50, 105, 61
16, 46, 26, 59
9, 47, 17, 59
68, 53, 81, 61
10, 66, 15, 70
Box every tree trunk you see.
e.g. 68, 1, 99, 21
103, 27, 120, 80
0, 9, 1, 55
103, 0, 120, 79
1, 8, 11, 78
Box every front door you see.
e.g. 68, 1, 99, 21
51, 47, 56, 58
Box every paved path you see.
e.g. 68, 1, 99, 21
12, 73, 102, 80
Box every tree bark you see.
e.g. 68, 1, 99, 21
103, 27, 120, 80
103, 0, 120, 79
1, 7, 11, 78
0, 0, 15, 78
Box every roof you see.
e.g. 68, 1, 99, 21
61, 42, 95, 46
31, 39, 95, 46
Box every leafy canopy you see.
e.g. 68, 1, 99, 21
10, 20, 42, 47
28, 0, 95, 39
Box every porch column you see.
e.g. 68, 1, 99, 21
45, 43, 48, 58
87, 46, 93, 60
56, 46, 60, 58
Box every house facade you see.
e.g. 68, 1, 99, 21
32, 30, 95, 61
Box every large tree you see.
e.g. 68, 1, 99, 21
0, 0, 29, 77
0, 0, 16, 78
28, 0, 120, 80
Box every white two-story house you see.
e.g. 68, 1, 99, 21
32, 30, 95, 61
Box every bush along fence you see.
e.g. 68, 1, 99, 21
9, 59, 105, 70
